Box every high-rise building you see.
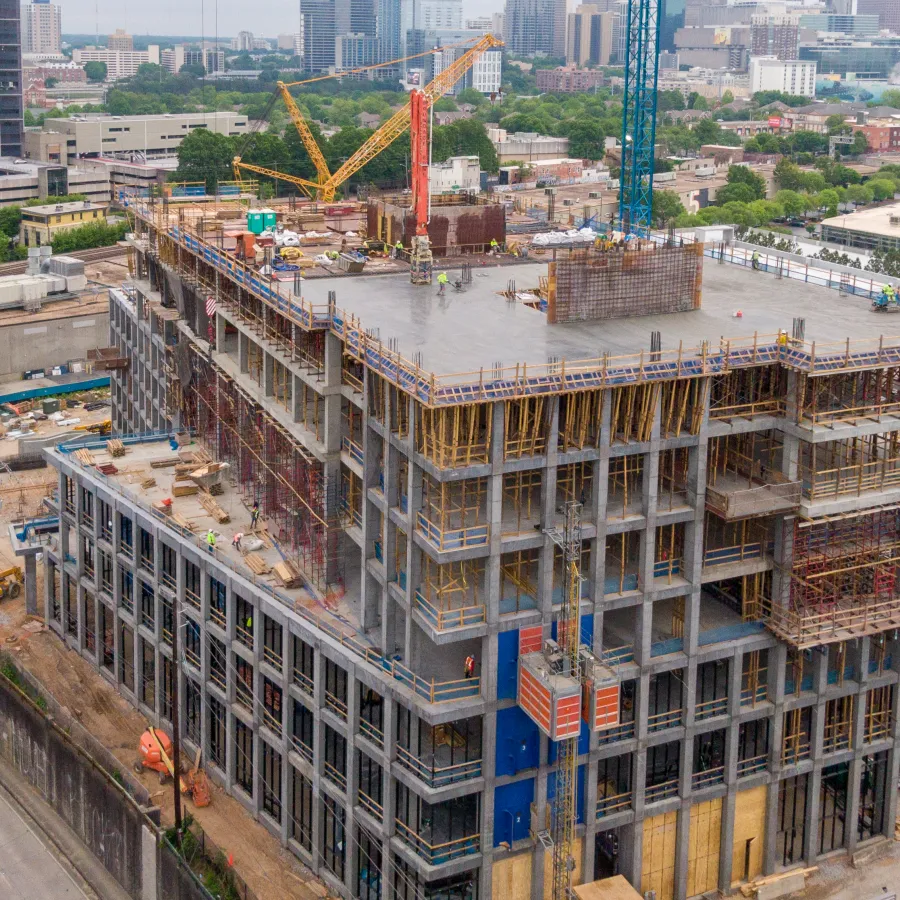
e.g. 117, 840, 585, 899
415, 0, 462, 32
230, 30, 255, 52
301, 0, 337, 71
107, 28, 133, 52
160, 45, 226, 75
503, 0, 567, 57
20, 0, 60, 55
749, 55, 816, 96
751, 15, 800, 61
277, 31, 305, 55
72, 45, 161, 81
0, 0, 23, 156
856, 0, 900, 34
567, 5, 615, 66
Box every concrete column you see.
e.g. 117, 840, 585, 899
23, 552, 38, 616
673, 804, 691, 900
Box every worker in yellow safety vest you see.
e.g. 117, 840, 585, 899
437, 271, 449, 295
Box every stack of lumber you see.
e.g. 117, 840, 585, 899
244, 553, 270, 575
172, 480, 198, 497
738, 867, 817, 898
74, 449, 95, 466
149, 456, 179, 469
172, 512, 195, 532
106, 439, 126, 458
273, 559, 303, 588
141, 476, 157, 490
96, 463, 118, 475
179, 447, 212, 466
198, 491, 229, 523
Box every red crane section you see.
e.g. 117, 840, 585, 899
409, 89, 431, 237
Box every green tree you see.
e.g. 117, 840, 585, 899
457, 88, 489, 107
845, 184, 873, 205
175, 129, 237, 191
658, 89, 685, 112
720, 90, 734, 105
868, 177, 897, 201
180, 63, 206, 77
84, 61, 107, 82
880, 89, 900, 110
51, 220, 129, 254
563, 120, 605, 160
432, 97, 458, 112
725, 164, 767, 199
816, 189, 840, 217
774, 189, 809, 218
432, 119, 499, 173
774, 160, 804, 192
851, 130, 869, 155
715, 182, 758, 205
652, 190, 686, 226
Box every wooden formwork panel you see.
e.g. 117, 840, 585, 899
492, 851, 532, 900
642, 811, 677, 900
731, 785, 766, 886
688, 798, 722, 897
543, 837, 584, 900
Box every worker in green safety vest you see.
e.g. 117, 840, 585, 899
437, 271, 448, 295
394, 240, 403, 259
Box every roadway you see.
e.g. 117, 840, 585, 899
0, 789, 90, 899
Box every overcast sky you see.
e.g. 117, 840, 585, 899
60, 0, 504, 38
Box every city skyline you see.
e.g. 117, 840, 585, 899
57, 0, 506, 39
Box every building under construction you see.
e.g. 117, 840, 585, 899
41, 194, 900, 900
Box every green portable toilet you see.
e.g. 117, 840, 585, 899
247, 208, 264, 235
262, 208, 277, 231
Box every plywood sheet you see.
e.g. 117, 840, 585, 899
688, 798, 722, 896
543, 837, 584, 900
492, 851, 532, 900
731, 785, 767, 886
573, 875, 643, 900
642, 811, 677, 900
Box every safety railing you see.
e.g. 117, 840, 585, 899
737, 755, 768, 777
782, 739, 810, 766
653, 558, 683, 580
822, 726, 852, 755
597, 721, 636, 746
596, 790, 632, 819
692, 766, 725, 789
209, 605, 226, 629
161, 570, 177, 590
740, 684, 768, 707
645, 779, 679, 803
184, 588, 200, 612
342, 368, 364, 394
184, 646, 200, 670
235, 623, 253, 650
325, 691, 348, 720
358, 790, 383, 820
802, 459, 900, 501
413, 590, 486, 630
359, 718, 384, 748
602, 645, 635, 666
263, 707, 282, 734
706, 479, 800, 520
293, 666, 314, 696
703, 541, 771, 569
395, 746, 482, 788
235, 679, 253, 713
415, 511, 488, 551
263, 646, 282, 672
323, 761, 347, 792
341, 436, 364, 466
864, 709, 892, 744
291, 734, 313, 764
766, 596, 900, 649
695, 696, 728, 720
394, 820, 480, 866
647, 709, 683, 733
210, 667, 226, 691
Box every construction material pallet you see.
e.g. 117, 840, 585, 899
106, 439, 126, 458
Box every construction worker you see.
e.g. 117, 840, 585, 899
489, 238, 500, 255
394, 240, 403, 259
437, 271, 449, 295
464, 655, 476, 679
232, 531, 244, 552
250, 501, 260, 531
877, 283, 896, 308
206, 529, 216, 554
751, 249, 760, 271
777, 330, 789, 347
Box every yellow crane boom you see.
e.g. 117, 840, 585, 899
277, 82, 332, 187
232, 159, 322, 199
322, 34, 503, 200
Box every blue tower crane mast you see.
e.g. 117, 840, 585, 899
619, 0, 662, 236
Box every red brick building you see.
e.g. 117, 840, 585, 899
535, 66, 604, 93
851, 124, 900, 153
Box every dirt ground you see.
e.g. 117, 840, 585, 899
804, 839, 900, 900
0, 528, 326, 900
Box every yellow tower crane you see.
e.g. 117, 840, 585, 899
232, 33, 503, 202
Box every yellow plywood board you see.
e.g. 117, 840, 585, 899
492, 852, 532, 900
731, 784, 767, 886
543, 837, 584, 900
642, 811, 677, 900
688, 798, 722, 897
573, 875, 643, 900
